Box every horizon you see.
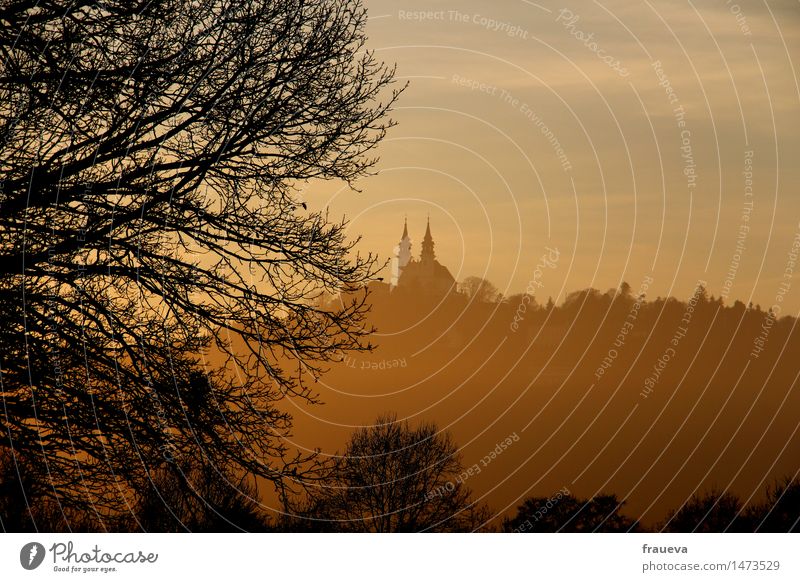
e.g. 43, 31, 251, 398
363, 214, 797, 312
303, 0, 800, 313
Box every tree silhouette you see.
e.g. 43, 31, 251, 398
659, 491, 750, 532
618, 281, 633, 299
503, 492, 639, 532
0, 0, 400, 516
1, 445, 55, 532
289, 414, 492, 532
0, 444, 112, 532
459, 276, 501, 303
132, 460, 270, 532
749, 478, 800, 532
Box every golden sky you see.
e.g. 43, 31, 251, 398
307, 0, 800, 312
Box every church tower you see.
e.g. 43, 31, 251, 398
420, 217, 435, 263
390, 217, 412, 288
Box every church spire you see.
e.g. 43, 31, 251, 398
391, 216, 412, 288
421, 216, 435, 263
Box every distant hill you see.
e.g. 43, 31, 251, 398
290, 283, 800, 527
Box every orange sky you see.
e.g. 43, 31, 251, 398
304, 0, 800, 313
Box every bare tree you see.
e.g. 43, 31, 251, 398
749, 478, 800, 532
659, 491, 748, 532
0, 444, 114, 532
132, 460, 271, 533
290, 414, 492, 532
0, 0, 400, 515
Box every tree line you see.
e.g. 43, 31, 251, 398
2, 416, 796, 532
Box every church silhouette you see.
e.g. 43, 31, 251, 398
390, 218, 456, 296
